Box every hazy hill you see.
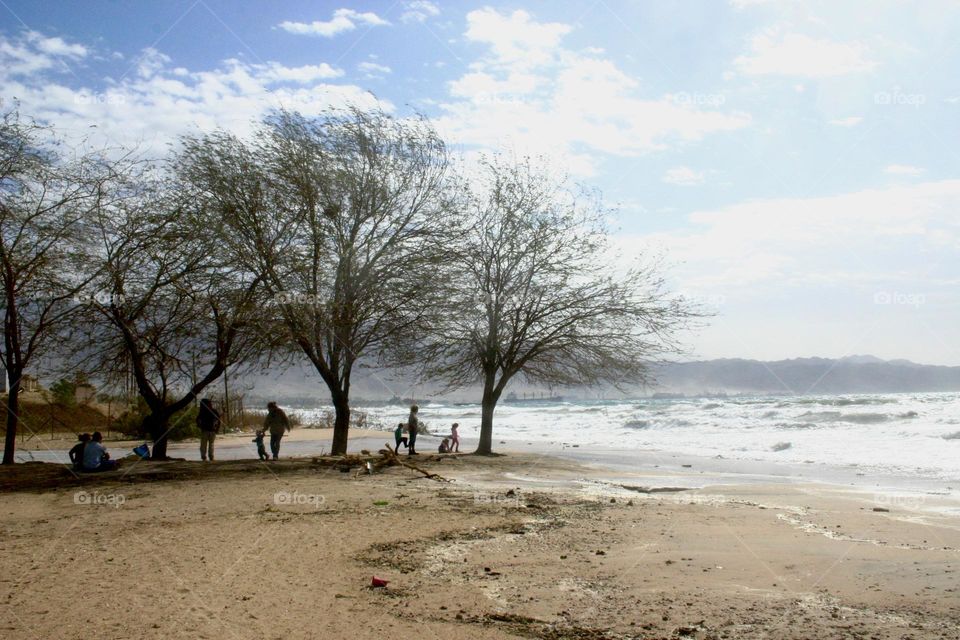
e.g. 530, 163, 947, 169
649, 356, 960, 395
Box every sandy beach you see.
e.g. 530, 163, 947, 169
1, 440, 959, 640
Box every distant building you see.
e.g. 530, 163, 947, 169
20, 375, 42, 393
75, 382, 97, 405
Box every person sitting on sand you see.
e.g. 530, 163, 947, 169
197, 398, 221, 462
438, 438, 450, 454
263, 402, 291, 460
252, 430, 269, 461
82, 432, 118, 472
394, 422, 409, 451
407, 405, 420, 456
69, 433, 90, 470
450, 423, 460, 453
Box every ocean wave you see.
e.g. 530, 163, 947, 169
943, 431, 960, 440
797, 410, 894, 424
624, 419, 650, 429
772, 441, 792, 451
784, 397, 899, 407
776, 422, 819, 430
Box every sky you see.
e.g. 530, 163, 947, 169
1, 0, 958, 365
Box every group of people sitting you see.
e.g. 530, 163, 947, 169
68, 431, 118, 472
393, 405, 460, 455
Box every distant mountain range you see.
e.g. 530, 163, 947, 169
649, 355, 960, 395
238, 355, 960, 402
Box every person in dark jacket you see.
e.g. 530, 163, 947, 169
69, 433, 90, 470
263, 402, 291, 460
407, 405, 420, 455
197, 398, 221, 462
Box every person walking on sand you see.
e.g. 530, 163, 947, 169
264, 402, 291, 460
252, 430, 269, 460
407, 405, 420, 455
394, 422, 409, 451
197, 398, 221, 462
450, 423, 460, 453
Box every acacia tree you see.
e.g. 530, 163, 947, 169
77, 170, 262, 459
177, 107, 458, 455
422, 156, 696, 455
0, 109, 116, 464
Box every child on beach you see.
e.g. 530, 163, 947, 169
450, 423, 460, 453
394, 422, 408, 451
438, 438, 450, 453
253, 430, 269, 461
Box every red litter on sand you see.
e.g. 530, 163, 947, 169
371, 576, 389, 588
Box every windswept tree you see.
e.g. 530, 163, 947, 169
177, 107, 459, 455
422, 156, 697, 455
0, 109, 118, 465
76, 168, 262, 459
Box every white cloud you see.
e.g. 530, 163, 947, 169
828, 116, 863, 126
438, 9, 749, 175
0, 33, 385, 155
634, 180, 960, 294
884, 164, 924, 176
735, 29, 876, 78
26, 31, 87, 58
401, 1, 440, 24
260, 62, 343, 83
358, 61, 392, 77
464, 8, 571, 70
0, 30, 88, 76
278, 8, 389, 38
663, 166, 706, 186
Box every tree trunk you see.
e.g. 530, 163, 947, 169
476, 371, 498, 455
331, 391, 350, 456
144, 413, 171, 460
2, 377, 21, 465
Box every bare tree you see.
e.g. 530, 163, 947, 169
421, 156, 697, 455
76, 168, 262, 459
177, 107, 459, 455
0, 109, 116, 464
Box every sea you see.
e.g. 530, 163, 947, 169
295, 391, 960, 482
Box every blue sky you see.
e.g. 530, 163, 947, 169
1, 0, 958, 364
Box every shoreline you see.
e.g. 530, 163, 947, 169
14, 428, 960, 515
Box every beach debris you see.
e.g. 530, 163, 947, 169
873, 507, 890, 512
371, 576, 389, 588
311, 446, 449, 482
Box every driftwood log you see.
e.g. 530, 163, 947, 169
311, 444, 449, 482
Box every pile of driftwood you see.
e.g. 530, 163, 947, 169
311, 444, 449, 482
